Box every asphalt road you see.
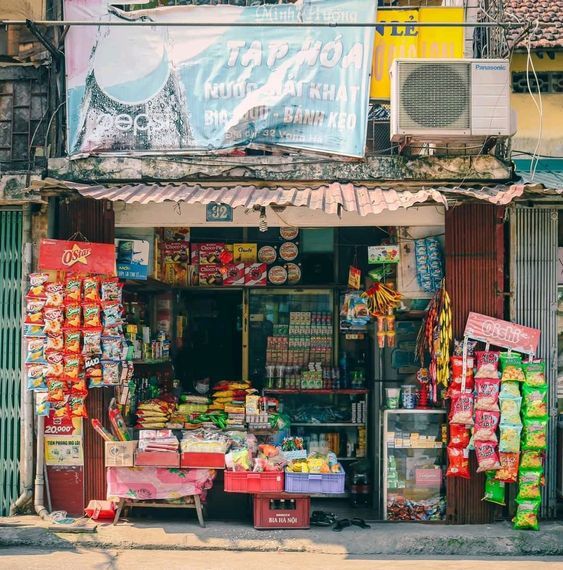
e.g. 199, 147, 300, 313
1, 549, 562, 570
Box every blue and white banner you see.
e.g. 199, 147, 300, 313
65, 0, 376, 158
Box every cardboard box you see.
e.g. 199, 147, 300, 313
199, 243, 225, 265
199, 264, 223, 286
163, 227, 190, 242
105, 441, 138, 467
245, 263, 267, 286
134, 450, 180, 468
223, 263, 245, 286
233, 243, 257, 263
162, 241, 190, 264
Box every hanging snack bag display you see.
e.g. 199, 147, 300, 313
474, 377, 500, 411
475, 351, 500, 379
499, 424, 522, 454
521, 384, 548, 419
513, 498, 540, 531
65, 304, 81, 329
499, 352, 525, 382
449, 392, 474, 425
523, 361, 546, 387
450, 355, 475, 393
521, 418, 548, 451
446, 446, 470, 479
516, 467, 542, 501
83, 276, 100, 303
483, 472, 505, 505
475, 441, 501, 472
495, 452, 519, 483
28, 273, 49, 298
65, 277, 82, 303
474, 410, 500, 442
449, 424, 471, 448
45, 282, 64, 308
520, 451, 543, 470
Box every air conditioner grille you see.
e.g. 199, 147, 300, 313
399, 62, 471, 130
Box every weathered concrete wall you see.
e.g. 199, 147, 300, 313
0, 172, 42, 203
48, 154, 512, 184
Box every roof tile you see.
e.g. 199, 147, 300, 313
504, 0, 563, 49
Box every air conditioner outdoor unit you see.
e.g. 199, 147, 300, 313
390, 59, 513, 142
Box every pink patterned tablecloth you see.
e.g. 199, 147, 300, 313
107, 467, 216, 500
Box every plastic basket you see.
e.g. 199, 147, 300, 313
224, 471, 284, 494
284, 471, 345, 494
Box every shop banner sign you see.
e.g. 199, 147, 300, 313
64, 0, 376, 158
39, 239, 117, 275
115, 238, 150, 280
370, 7, 464, 99
44, 436, 84, 466
464, 312, 541, 355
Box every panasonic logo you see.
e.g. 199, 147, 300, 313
475, 64, 506, 71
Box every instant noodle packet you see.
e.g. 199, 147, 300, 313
483, 471, 505, 505
522, 384, 548, 419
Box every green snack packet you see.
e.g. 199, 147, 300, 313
517, 467, 542, 501
523, 361, 546, 387
499, 352, 525, 382
513, 498, 540, 531
522, 418, 548, 451
520, 451, 543, 470
522, 384, 548, 419
483, 471, 506, 505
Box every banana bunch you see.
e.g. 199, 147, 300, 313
362, 282, 402, 317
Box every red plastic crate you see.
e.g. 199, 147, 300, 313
253, 493, 310, 529
224, 471, 284, 494
134, 451, 180, 468
180, 452, 225, 469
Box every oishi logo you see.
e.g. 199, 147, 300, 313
62, 244, 92, 267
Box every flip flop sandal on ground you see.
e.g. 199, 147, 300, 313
351, 518, 371, 529
332, 518, 351, 532
310, 511, 336, 527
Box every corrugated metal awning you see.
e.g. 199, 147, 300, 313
40, 179, 529, 216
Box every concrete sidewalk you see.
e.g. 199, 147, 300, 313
1, 516, 563, 556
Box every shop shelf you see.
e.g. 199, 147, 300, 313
264, 389, 369, 395
285, 471, 345, 495
224, 471, 284, 494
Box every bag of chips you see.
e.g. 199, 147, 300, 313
446, 446, 470, 479
47, 377, 67, 402
45, 282, 64, 308
513, 498, 540, 530
449, 392, 475, 425
63, 355, 81, 379
27, 364, 47, 391
475, 440, 501, 472
65, 277, 82, 303
70, 377, 88, 397
500, 352, 525, 382
83, 277, 100, 303
520, 451, 543, 470
69, 395, 88, 418
23, 324, 45, 338
522, 384, 548, 419
453, 339, 477, 356
28, 273, 49, 298
102, 302, 123, 326
475, 377, 500, 411
44, 307, 64, 336
26, 338, 46, 364
83, 328, 102, 356
499, 424, 522, 453
475, 351, 500, 379
450, 355, 475, 391
65, 304, 81, 329
499, 392, 522, 426
25, 298, 46, 326
517, 467, 542, 501
45, 350, 64, 377
83, 304, 101, 328
500, 381, 521, 398
46, 332, 64, 352
64, 328, 81, 354
522, 418, 548, 451
101, 278, 122, 303
523, 361, 546, 387
84, 355, 102, 379
102, 360, 120, 386
495, 452, 519, 483
483, 471, 505, 505
101, 336, 122, 361
51, 400, 70, 419
449, 424, 471, 449
474, 410, 500, 442
35, 392, 51, 416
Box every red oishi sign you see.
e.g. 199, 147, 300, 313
464, 312, 540, 354
39, 239, 116, 275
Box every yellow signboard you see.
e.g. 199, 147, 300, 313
370, 7, 464, 100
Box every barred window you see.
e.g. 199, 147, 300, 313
512, 71, 563, 94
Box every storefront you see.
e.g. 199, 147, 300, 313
21, 186, 554, 529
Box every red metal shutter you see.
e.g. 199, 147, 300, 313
445, 203, 505, 524
55, 197, 115, 511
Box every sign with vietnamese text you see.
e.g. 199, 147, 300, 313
64, 0, 376, 158
39, 239, 116, 275
44, 414, 83, 437
44, 436, 84, 466
370, 7, 464, 99
464, 312, 541, 355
